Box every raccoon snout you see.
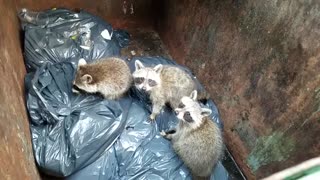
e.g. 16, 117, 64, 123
174, 110, 179, 115
174, 108, 182, 116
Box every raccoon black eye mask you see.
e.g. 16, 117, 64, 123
72, 84, 85, 93
72, 84, 98, 95
148, 79, 157, 87
183, 111, 194, 123
134, 77, 158, 87
134, 77, 145, 84
178, 102, 185, 108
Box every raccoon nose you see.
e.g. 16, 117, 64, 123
174, 110, 179, 115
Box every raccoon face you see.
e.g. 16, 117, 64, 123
72, 59, 98, 94
132, 60, 162, 92
175, 90, 212, 128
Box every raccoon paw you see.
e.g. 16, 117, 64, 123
147, 118, 156, 123
149, 114, 156, 121
160, 130, 166, 136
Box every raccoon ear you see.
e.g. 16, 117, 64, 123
82, 74, 93, 83
190, 90, 198, 100
201, 108, 212, 117
154, 64, 163, 73
78, 58, 87, 66
135, 60, 144, 70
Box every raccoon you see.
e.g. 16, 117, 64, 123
72, 57, 132, 100
133, 60, 208, 121
161, 90, 223, 180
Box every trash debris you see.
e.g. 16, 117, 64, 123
20, 8, 130, 72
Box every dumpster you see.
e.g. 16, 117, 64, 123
0, 0, 319, 179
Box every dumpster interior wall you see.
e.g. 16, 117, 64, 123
0, 0, 39, 179
153, 0, 320, 179
0, 0, 319, 179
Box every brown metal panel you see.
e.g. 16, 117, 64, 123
1, 0, 319, 179
154, 0, 320, 179
0, 0, 40, 179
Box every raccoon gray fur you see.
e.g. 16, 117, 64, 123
72, 57, 132, 100
161, 90, 223, 180
133, 60, 209, 121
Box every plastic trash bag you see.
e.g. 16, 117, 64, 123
19, 8, 129, 72
25, 61, 131, 176
25, 56, 228, 179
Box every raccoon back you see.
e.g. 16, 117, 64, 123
86, 58, 131, 85
173, 118, 223, 177
156, 66, 196, 107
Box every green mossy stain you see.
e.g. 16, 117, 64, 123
247, 132, 295, 172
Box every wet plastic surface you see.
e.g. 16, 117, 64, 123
25, 61, 130, 176
20, 8, 129, 72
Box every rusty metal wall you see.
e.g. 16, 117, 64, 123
1, 0, 319, 179
0, 0, 40, 179
154, 0, 320, 179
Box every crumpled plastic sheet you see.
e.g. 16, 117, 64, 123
20, 8, 130, 72
25, 56, 228, 179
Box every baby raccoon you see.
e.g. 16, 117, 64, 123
161, 90, 223, 180
72, 57, 132, 100
133, 60, 208, 121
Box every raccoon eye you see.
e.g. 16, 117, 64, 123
148, 79, 157, 87
134, 77, 144, 84
183, 111, 194, 123
178, 103, 185, 108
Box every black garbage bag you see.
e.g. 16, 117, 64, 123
19, 8, 130, 72
25, 60, 131, 176
25, 56, 228, 179
68, 99, 228, 180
